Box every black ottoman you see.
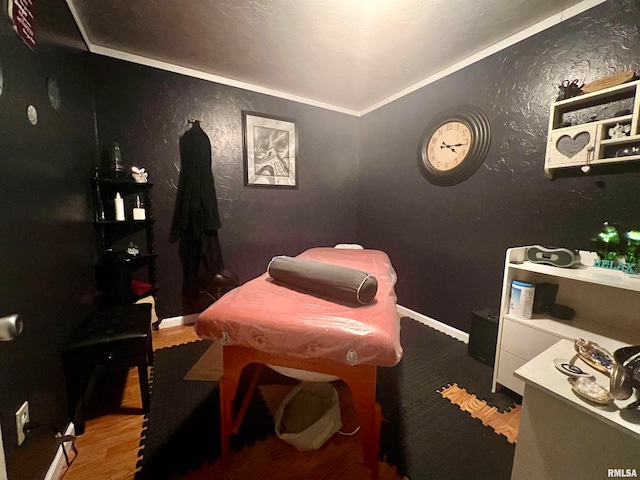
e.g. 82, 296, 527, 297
62, 304, 153, 434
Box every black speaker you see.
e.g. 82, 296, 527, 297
468, 308, 499, 366
533, 282, 559, 314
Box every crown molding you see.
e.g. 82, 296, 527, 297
67, 0, 607, 117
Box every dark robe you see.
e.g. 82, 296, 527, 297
169, 121, 223, 294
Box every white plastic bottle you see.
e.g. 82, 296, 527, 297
509, 280, 535, 319
132, 195, 146, 220
114, 192, 125, 221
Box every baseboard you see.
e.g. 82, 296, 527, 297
396, 305, 469, 343
158, 313, 199, 329
44, 423, 76, 480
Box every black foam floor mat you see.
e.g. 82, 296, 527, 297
376, 317, 519, 480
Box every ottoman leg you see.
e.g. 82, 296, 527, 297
73, 376, 87, 436
138, 364, 150, 412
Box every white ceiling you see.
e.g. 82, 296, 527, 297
66, 0, 604, 115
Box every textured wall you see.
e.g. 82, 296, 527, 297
91, 57, 359, 318
0, 2, 97, 478
357, 0, 640, 332
0, 1, 638, 476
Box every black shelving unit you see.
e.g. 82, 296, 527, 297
90, 174, 158, 313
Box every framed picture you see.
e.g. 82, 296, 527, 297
242, 111, 298, 188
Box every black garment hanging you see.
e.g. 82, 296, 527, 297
169, 121, 223, 294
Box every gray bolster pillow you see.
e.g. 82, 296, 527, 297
267, 256, 378, 305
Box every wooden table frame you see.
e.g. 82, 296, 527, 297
220, 345, 381, 479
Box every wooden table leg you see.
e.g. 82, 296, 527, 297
232, 364, 263, 434
340, 364, 380, 480
219, 346, 381, 479
219, 356, 243, 468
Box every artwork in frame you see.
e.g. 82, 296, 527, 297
242, 111, 298, 188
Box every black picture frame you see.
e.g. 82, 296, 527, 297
242, 110, 298, 188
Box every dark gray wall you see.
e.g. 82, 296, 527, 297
2, 0, 640, 478
357, 0, 640, 332
91, 57, 359, 318
0, 2, 96, 479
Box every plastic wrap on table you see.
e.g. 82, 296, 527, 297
195, 247, 402, 367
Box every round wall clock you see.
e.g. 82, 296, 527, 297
47, 77, 61, 110
418, 105, 491, 186
27, 104, 38, 125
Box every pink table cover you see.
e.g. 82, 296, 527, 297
195, 247, 402, 367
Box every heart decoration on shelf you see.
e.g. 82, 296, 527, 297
556, 131, 591, 159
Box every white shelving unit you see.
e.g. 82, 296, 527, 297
491, 246, 640, 395
545, 78, 640, 177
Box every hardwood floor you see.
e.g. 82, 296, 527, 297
60, 324, 405, 480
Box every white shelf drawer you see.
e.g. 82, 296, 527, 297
496, 350, 526, 395
501, 319, 560, 361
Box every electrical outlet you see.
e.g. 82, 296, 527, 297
15, 402, 29, 446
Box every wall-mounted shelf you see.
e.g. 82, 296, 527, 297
544, 77, 640, 177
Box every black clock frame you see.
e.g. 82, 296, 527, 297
418, 105, 491, 186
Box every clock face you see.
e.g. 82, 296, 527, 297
425, 121, 472, 171
418, 106, 491, 186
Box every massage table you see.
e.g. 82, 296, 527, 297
195, 247, 402, 479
